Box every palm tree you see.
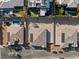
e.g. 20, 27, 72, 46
77, 4, 79, 16
53, 0, 56, 15
24, 0, 28, 16
53, 0, 59, 15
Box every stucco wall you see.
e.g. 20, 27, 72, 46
28, 23, 54, 47
7, 25, 24, 45
27, 17, 79, 49
55, 18, 79, 48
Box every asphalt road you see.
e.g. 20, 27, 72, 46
1, 48, 79, 59
1, 48, 52, 59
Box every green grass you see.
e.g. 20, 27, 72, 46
29, 10, 39, 16
30, 11, 38, 16
15, 7, 24, 13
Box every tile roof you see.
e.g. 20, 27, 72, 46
62, 0, 79, 8
32, 30, 47, 47
0, 0, 24, 8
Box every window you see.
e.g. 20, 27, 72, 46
42, 0, 47, 5
13, 20, 20, 24
7, 32, 10, 41
0, 26, 2, 45
61, 33, 65, 43
47, 30, 50, 43
36, 3, 40, 7
29, 2, 32, 6
30, 33, 33, 42
77, 33, 79, 42
77, 33, 79, 47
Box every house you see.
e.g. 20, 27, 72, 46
28, 0, 50, 16
1, 17, 79, 52
26, 17, 79, 51
2, 17, 24, 47
26, 17, 53, 49
57, 0, 79, 16
0, 0, 24, 16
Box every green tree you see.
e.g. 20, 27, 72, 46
59, 7, 64, 15
24, 0, 28, 15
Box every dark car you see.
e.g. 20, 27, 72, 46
14, 45, 22, 52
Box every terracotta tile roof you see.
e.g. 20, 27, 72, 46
0, 0, 24, 8
62, 0, 79, 8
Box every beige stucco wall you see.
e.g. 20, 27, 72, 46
7, 25, 24, 45
55, 24, 78, 45
28, 22, 54, 47
2, 25, 7, 47
55, 20, 79, 48
26, 17, 79, 51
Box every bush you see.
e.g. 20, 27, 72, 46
29, 10, 39, 17
53, 51, 57, 54
55, 6, 65, 15
5, 22, 11, 26
59, 7, 65, 15
59, 51, 63, 53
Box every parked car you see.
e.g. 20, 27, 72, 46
13, 44, 22, 52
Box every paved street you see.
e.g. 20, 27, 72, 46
1, 48, 79, 59
1, 48, 52, 59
